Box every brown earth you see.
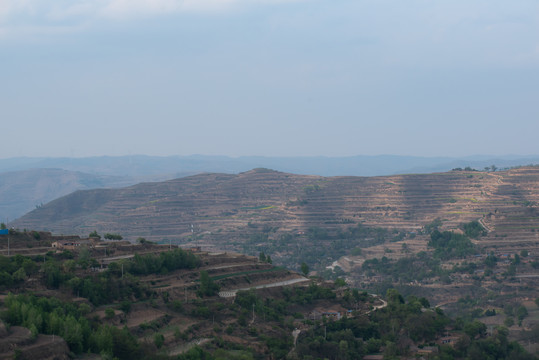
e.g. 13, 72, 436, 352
0, 325, 69, 360
11, 167, 539, 255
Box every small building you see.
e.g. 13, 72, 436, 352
437, 335, 461, 346
52, 239, 95, 250
310, 308, 343, 321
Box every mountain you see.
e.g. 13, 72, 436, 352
0, 168, 138, 221
13, 167, 539, 270
3, 154, 538, 221
2, 154, 539, 178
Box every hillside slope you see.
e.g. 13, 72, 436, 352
13, 167, 539, 261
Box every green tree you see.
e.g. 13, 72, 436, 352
104, 233, 123, 240
301, 262, 309, 276
89, 230, 101, 239
504, 317, 515, 327
120, 300, 131, 314
154, 333, 165, 349
12, 268, 27, 282
463, 321, 487, 338
516, 305, 528, 322
105, 308, 115, 319
198, 270, 219, 297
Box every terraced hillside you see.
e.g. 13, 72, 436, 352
13, 167, 539, 267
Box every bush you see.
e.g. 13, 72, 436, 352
104, 233, 123, 241
154, 333, 164, 349
119, 300, 131, 314
105, 308, 115, 319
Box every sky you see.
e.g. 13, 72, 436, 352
1, 0, 539, 158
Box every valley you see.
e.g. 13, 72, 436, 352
2, 167, 539, 358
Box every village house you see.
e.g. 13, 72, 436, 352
52, 238, 98, 250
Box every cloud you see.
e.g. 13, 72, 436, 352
1, 0, 304, 23
0, 0, 305, 39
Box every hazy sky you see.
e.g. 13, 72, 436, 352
1, 0, 538, 158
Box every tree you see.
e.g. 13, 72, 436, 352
104, 233, 123, 240
89, 231, 101, 239
301, 262, 309, 276
401, 243, 410, 253
484, 253, 497, 267
105, 308, 115, 319
120, 300, 131, 314
154, 333, 165, 349
516, 305, 528, 322
0, 223, 6, 230
386, 289, 405, 307
198, 270, 219, 297
504, 317, 515, 327
463, 321, 487, 338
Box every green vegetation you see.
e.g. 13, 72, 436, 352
461, 220, 487, 238
1, 294, 140, 358
104, 233, 123, 240
124, 248, 201, 276
428, 230, 475, 259
2, 224, 538, 359
426, 221, 482, 260
258, 251, 272, 264
197, 270, 220, 297
301, 262, 309, 276
242, 223, 400, 275
362, 252, 445, 283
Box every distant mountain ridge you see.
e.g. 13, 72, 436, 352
0, 169, 135, 221
2, 154, 539, 221
2, 154, 539, 177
